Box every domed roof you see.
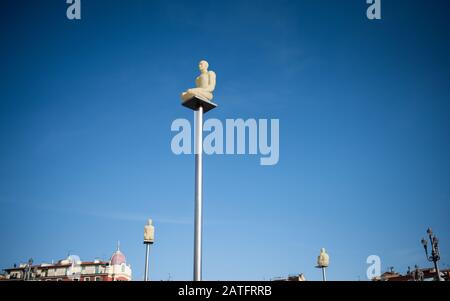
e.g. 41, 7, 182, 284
110, 242, 126, 265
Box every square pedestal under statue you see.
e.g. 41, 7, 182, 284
182, 96, 218, 113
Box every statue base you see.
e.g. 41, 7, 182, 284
182, 96, 217, 113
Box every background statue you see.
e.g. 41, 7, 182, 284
144, 219, 155, 244
181, 60, 216, 102
317, 248, 330, 267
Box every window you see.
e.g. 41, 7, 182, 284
95, 266, 100, 274
95, 277, 102, 281
84, 277, 90, 281
121, 265, 125, 273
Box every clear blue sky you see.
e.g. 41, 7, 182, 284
1, 0, 449, 281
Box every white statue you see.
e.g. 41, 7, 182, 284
317, 248, 329, 268
144, 219, 155, 244
181, 60, 216, 102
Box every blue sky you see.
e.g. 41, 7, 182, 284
1, 0, 449, 280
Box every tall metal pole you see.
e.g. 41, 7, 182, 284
144, 243, 150, 281
433, 260, 441, 281
194, 106, 204, 281
322, 267, 327, 281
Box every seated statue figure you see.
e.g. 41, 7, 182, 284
181, 60, 216, 102
317, 248, 330, 268
144, 219, 155, 244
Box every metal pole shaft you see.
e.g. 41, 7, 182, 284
144, 243, 150, 281
430, 235, 442, 281
433, 260, 442, 281
322, 267, 327, 281
194, 106, 204, 281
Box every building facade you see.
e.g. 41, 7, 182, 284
2, 245, 132, 281
372, 267, 449, 281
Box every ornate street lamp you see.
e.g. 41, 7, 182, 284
421, 227, 443, 281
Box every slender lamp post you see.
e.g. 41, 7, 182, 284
421, 227, 443, 281
316, 248, 329, 281
143, 219, 155, 281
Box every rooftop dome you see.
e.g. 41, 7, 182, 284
110, 241, 126, 265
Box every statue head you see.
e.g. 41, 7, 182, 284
199, 60, 209, 73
